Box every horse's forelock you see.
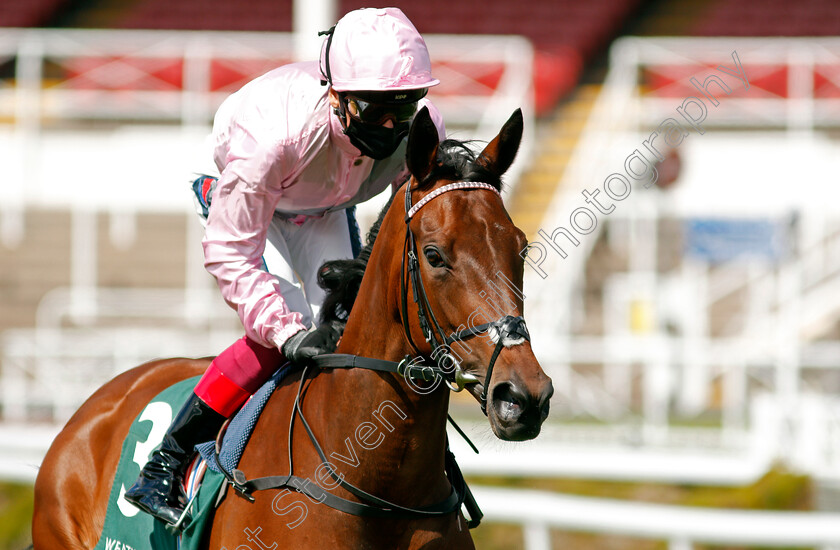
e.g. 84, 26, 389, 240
418, 139, 504, 191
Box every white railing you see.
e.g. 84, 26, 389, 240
0, 29, 534, 127
1, 324, 242, 422
0, 29, 534, 243
1, 285, 243, 422
524, 36, 840, 435
476, 486, 840, 550
626, 37, 840, 130
0, 424, 60, 483
0, 392, 791, 485
0, 438, 830, 550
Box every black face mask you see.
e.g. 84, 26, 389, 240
344, 118, 410, 160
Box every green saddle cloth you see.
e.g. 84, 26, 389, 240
94, 376, 226, 550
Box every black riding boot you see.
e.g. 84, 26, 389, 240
124, 393, 226, 526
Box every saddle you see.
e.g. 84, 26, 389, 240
92, 375, 226, 550
94, 365, 292, 548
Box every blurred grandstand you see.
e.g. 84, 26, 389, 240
4, 0, 840, 548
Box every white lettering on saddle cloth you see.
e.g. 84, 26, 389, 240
117, 401, 173, 517
105, 537, 136, 550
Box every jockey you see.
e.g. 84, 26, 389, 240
125, 7, 445, 526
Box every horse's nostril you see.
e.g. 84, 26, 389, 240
538, 382, 554, 415
539, 398, 551, 422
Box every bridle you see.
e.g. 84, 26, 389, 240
399, 180, 531, 414
209, 179, 532, 529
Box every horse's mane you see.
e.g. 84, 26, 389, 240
317, 138, 502, 325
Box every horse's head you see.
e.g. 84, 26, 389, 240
402, 107, 554, 441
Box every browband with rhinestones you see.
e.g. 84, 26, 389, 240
406, 182, 500, 219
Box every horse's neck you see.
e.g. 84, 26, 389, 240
338, 301, 450, 454
338, 205, 449, 431
289, 314, 449, 507
314, 214, 452, 502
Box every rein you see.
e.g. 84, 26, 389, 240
211, 180, 531, 529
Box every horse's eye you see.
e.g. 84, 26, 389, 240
423, 247, 446, 268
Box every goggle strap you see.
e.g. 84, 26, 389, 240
319, 26, 336, 87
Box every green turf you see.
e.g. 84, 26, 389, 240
0, 482, 33, 550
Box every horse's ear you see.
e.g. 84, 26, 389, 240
477, 108, 523, 177
406, 106, 439, 183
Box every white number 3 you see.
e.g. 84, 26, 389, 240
117, 401, 173, 517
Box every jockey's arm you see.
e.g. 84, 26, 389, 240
202, 144, 308, 352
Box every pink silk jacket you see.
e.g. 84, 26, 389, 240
203, 61, 445, 349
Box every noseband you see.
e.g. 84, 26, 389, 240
400, 181, 531, 414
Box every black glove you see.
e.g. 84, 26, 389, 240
281, 322, 343, 364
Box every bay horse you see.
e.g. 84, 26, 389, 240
32, 107, 554, 549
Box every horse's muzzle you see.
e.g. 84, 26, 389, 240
488, 379, 553, 441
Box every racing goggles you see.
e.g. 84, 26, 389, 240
340, 89, 428, 126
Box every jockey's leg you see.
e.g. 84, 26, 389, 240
125, 337, 282, 526
126, 197, 354, 526
263, 216, 317, 327
281, 209, 355, 322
